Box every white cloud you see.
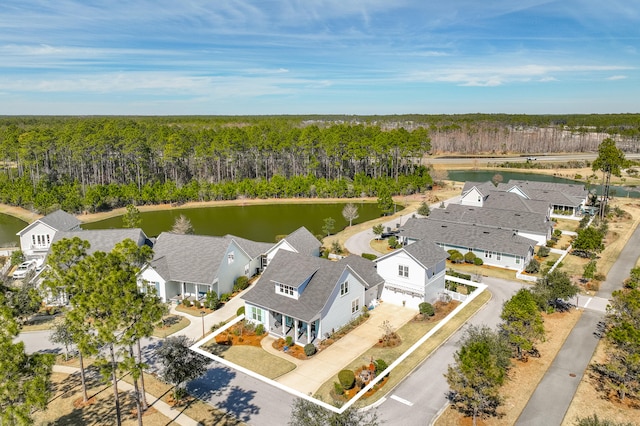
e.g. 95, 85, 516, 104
607, 75, 627, 80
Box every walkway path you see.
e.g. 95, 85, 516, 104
262, 302, 416, 395
516, 220, 640, 425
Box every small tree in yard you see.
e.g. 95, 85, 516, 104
448, 250, 464, 264
122, 204, 142, 228
322, 217, 335, 236
288, 397, 381, 426
388, 236, 399, 249
418, 201, 431, 216
533, 269, 580, 312
157, 336, 210, 402
500, 289, 545, 360
583, 260, 597, 281
372, 224, 384, 240
537, 246, 550, 257
445, 325, 511, 426
341, 203, 359, 227
419, 302, 435, 317
525, 259, 540, 274
171, 214, 194, 235
573, 226, 604, 257
50, 319, 75, 361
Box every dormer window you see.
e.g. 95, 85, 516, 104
278, 283, 295, 296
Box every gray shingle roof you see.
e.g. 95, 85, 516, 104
283, 227, 321, 256
223, 235, 273, 259
497, 180, 587, 207
402, 239, 449, 268
482, 191, 551, 215
399, 218, 536, 256
430, 203, 552, 235
461, 181, 496, 197
36, 210, 81, 232
150, 232, 232, 284
51, 228, 147, 255
242, 250, 383, 322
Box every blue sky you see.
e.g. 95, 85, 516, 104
1, 0, 638, 115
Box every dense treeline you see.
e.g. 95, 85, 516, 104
0, 117, 432, 213
1, 114, 639, 213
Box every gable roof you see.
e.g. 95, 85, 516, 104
18, 209, 82, 236
51, 228, 148, 255
223, 234, 273, 259
243, 250, 382, 322
496, 180, 587, 207
481, 191, 551, 215
461, 181, 495, 198
399, 218, 536, 257
430, 203, 551, 235
281, 226, 321, 256
404, 239, 450, 268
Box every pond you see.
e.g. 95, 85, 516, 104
0, 214, 26, 247
446, 170, 640, 199
82, 202, 390, 242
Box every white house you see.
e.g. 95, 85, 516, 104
17, 210, 81, 260
139, 232, 272, 303
242, 250, 384, 346
374, 239, 449, 309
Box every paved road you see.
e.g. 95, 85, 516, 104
427, 153, 640, 165
516, 221, 640, 425
377, 276, 524, 426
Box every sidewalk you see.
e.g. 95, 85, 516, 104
261, 302, 416, 395
52, 365, 200, 426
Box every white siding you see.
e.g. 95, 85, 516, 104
217, 241, 253, 295
265, 240, 297, 265
460, 187, 485, 207
19, 222, 56, 258
139, 266, 167, 301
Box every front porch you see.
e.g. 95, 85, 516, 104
167, 281, 214, 305
268, 311, 319, 346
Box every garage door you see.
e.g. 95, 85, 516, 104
381, 287, 423, 310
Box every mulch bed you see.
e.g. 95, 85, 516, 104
214, 324, 265, 347
272, 338, 308, 360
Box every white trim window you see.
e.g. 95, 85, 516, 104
340, 281, 349, 296
228, 252, 235, 264
398, 264, 409, 278
251, 306, 263, 322
496, 252, 501, 260
278, 283, 295, 296
515, 256, 521, 264
244, 264, 250, 275
351, 298, 360, 314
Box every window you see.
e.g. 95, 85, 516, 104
398, 265, 409, 278
244, 264, 250, 275
278, 283, 294, 296
515, 256, 521, 264
227, 252, 234, 264
340, 281, 349, 296
46, 234, 50, 244
251, 306, 262, 322
32, 235, 36, 245
496, 252, 501, 260
351, 298, 360, 314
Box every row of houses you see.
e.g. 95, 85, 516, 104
16, 178, 587, 347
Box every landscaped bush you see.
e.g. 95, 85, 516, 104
448, 250, 464, 263
304, 343, 317, 357
234, 276, 250, 292
338, 369, 356, 390
255, 324, 265, 335
537, 246, 550, 257
333, 382, 344, 396
464, 251, 476, 264
473, 257, 483, 266
220, 293, 231, 302
388, 236, 400, 249
525, 259, 540, 274
285, 336, 293, 346
553, 229, 562, 238
446, 269, 472, 281
361, 253, 378, 261
182, 298, 191, 307
546, 240, 556, 248
205, 291, 219, 310
236, 306, 245, 316
193, 300, 201, 309
419, 302, 435, 317
210, 321, 227, 332
374, 359, 388, 376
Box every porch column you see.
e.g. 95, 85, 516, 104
181, 282, 185, 298
306, 323, 311, 341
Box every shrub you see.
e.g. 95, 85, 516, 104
525, 259, 540, 274
255, 324, 265, 335
546, 240, 556, 247
473, 257, 484, 266
193, 300, 201, 309
338, 369, 355, 390
374, 359, 388, 376
553, 229, 562, 238
333, 382, 344, 396
448, 250, 464, 263
10, 250, 24, 266
464, 251, 476, 264
234, 276, 250, 292
236, 306, 245, 316
285, 336, 293, 346
304, 343, 317, 357
388, 236, 399, 249
182, 298, 191, 307
419, 302, 435, 316
537, 246, 550, 257
331, 241, 343, 254
220, 293, 231, 302
210, 321, 227, 332
205, 291, 219, 310
361, 253, 377, 261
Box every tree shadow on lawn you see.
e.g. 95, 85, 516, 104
187, 364, 260, 423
